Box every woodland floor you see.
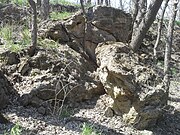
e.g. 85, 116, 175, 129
0, 79, 180, 135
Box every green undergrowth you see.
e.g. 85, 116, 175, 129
3, 123, 23, 135
12, 0, 28, 6
50, 0, 80, 7
50, 11, 73, 20
81, 123, 101, 135
38, 38, 59, 49
0, 25, 30, 52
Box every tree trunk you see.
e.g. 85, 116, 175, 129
41, 0, 49, 20
105, 0, 108, 6
133, 0, 147, 31
109, 0, 111, 6
28, 0, 37, 47
80, 0, 86, 15
119, 0, 123, 10
87, 0, 91, 4
130, 0, 163, 51
101, 0, 104, 5
37, 0, 41, 8
131, 0, 139, 23
97, 0, 100, 5
164, 0, 179, 93
154, 0, 169, 63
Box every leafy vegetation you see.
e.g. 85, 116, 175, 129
3, 123, 22, 135
10, 123, 22, 135
0, 25, 31, 52
12, 0, 27, 6
50, 0, 80, 6
50, 11, 72, 20
81, 123, 101, 135
175, 20, 180, 26
38, 38, 59, 49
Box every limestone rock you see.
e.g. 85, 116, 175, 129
40, 6, 132, 62
17, 43, 104, 109
91, 6, 132, 42
18, 58, 30, 76
96, 42, 167, 129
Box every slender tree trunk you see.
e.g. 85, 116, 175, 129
80, 0, 86, 51
41, 0, 49, 20
109, 0, 111, 6
87, 0, 91, 5
130, 0, 163, 51
97, 0, 100, 5
131, 0, 139, 23
28, 0, 37, 47
119, 0, 123, 10
164, 0, 179, 93
105, 0, 108, 6
80, 0, 86, 15
37, 0, 41, 8
101, 0, 104, 5
133, 0, 147, 31
154, 0, 169, 63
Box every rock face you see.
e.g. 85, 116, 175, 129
96, 42, 168, 129
40, 6, 132, 61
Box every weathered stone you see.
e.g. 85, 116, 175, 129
104, 107, 114, 117
46, 23, 70, 43
40, 6, 132, 62
139, 130, 154, 135
38, 106, 46, 115
18, 58, 30, 75
17, 43, 104, 108
91, 6, 132, 42
0, 70, 14, 109
96, 42, 167, 129
7, 52, 20, 65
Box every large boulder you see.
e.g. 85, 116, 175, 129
40, 6, 132, 61
96, 42, 168, 129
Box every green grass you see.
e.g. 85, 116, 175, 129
10, 123, 22, 135
38, 38, 59, 49
81, 123, 101, 135
175, 20, 180, 26
50, 11, 73, 20
50, 0, 80, 6
0, 25, 13, 41
12, 0, 27, 6
0, 25, 31, 52
3, 123, 23, 135
171, 67, 178, 76
21, 28, 31, 45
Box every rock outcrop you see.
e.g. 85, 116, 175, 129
0, 41, 104, 114
40, 6, 132, 61
96, 42, 168, 129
